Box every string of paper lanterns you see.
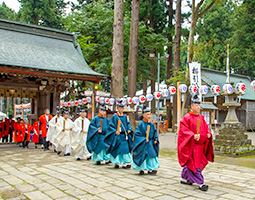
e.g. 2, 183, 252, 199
60, 82, 250, 108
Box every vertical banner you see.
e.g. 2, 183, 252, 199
189, 62, 202, 101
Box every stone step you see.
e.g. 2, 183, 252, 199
215, 134, 248, 140
214, 144, 255, 153
214, 139, 252, 146
218, 129, 244, 135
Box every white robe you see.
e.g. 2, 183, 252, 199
47, 115, 64, 144
72, 116, 91, 159
54, 118, 78, 148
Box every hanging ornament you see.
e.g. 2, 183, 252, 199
64, 102, 68, 107
95, 96, 100, 102
200, 85, 209, 95
236, 82, 246, 94
154, 91, 161, 100
168, 86, 176, 95
121, 98, 127, 105
132, 96, 139, 104
211, 85, 220, 104
146, 94, 153, 102
61, 102, 65, 107
126, 97, 133, 104
251, 80, 255, 91
86, 97, 92, 103
161, 89, 169, 98
189, 85, 198, 94
71, 101, 75, 106
82, 98, 87, 104
109, 98, 115, 105
139, 95, 146, 104
223, 84, 233, 94
78, 99, 83, 105
74, 101, 79, 106
67, 102, 71, 107
179, 84, 187, 93
105, 98, 110, 104
99, 97, 105, 104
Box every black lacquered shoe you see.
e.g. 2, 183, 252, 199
148, 170, 157, 175
199, 184, 209, 191
139, 170, 145, 175
180, 180, 193, 185
114, 164, 119, 168
76, 158, 81, 161
96, 161, 101, 165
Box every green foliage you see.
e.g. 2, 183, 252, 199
18, 0, 67, 29
0, 2, 17, 20
195, 0, 235, 70
230, 0, 255, 78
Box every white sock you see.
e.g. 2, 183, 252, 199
122, 163, 127, 167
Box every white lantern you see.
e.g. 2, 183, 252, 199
99, 97, 105, 104
121, 98, 127, 105
211, 85, 220, 95
109, 98, 115, 105
71, 101, 75, 106
154, 91, 161, 100
189, 85, 198, 94
146, 94, 153, 102
179, 84, 187, 93
127, 97, 133, 104
200, 85, 209, 95
168, 86, 176, 95
78, 99, 83, 105
223, 84, 233, 94
236, 82, 246, 93
251, 80, 255, 91
139, 95, 146, 104
86, 97, 91, 103
95, 96, 100, 102
132, 97, 139, 104
161, 89, 169, 98
105, 98, 110, 104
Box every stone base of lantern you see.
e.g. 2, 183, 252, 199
214, 122, 255, 157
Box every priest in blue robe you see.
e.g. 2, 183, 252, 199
86, 106, 110, 165
104, 101, 133, 168
132, 108, 160, 175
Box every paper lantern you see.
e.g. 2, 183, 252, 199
78, 99, 83, 105
64, 102, 68, 107
200, 85, 209, 95
251, 80, 255, 91
61, 102, 65, 107
105, 98, 110, 104
127, 97, 133, 104
154, 92, 161, 100
139, 95, 146, 103
95, 96, 100, 102
74, 101, 79, 106
168, 86, 176, 95
67, 102, 71, 107
211, 85, 220, 95
236, 83, 246, 93
179, 84, 187, 93
121, 98, 127, 105
161, 89, 169, 98
82, 98, 87, 104
86, 97, 91, 103
109, 98, 115, 105
71, 101, 75, 106
189, 85, 198, 94
99, 97, 105, 104
223, 84, 233, 94
132, 97, 139, 104
146, 94, 153, 102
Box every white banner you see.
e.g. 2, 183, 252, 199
189, 62, 202, 100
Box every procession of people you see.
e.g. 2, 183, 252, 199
0, 95, 214, 192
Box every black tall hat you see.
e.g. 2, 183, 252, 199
117, 100, 124, 108
142, 106, 151, 114
63, 110, 69, 115
99, 106, 106, 111
56, 106, 61, 114
191, 94, 201, 104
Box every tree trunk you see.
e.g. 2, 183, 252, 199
166, 0, 173, 128
111, 0, 124, 98
127, 0, 140, 128
172, 0, 181, 132
143, 76, 147, 95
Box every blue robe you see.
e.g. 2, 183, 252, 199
132, 119, 160, 170
86, 115, 110, 161
104, 114, 133, 162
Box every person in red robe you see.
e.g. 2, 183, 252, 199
32, 121, 43, 148
39, 108, 53, 151
0, 119, 4, 140
14, 117, 22, 146
19, 119, 32, 148
178, 95, 214, 191
5, 115, 15, 143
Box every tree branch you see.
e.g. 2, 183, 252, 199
198, 0, 216, 18
195, 0, 205, 15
